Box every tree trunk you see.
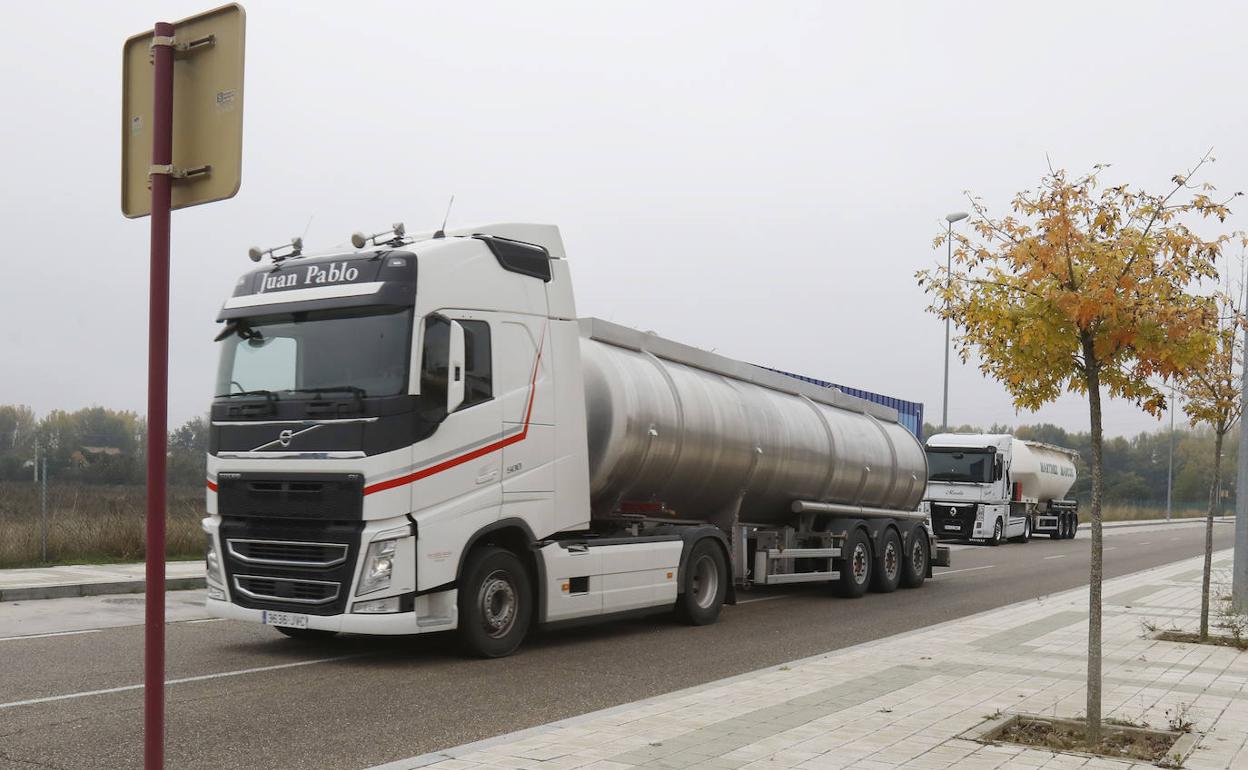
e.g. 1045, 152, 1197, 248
1201, 428, 1225, 640
1083, 338, 1104, 748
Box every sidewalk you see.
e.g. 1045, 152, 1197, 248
0, 560, 204, 601
376, 549, 1248, 770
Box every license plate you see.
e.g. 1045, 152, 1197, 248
943, 524, 960, 531
261, 610, 308, 629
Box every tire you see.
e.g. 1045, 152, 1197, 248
985, 518, 1003, 547
275, 627, 338, 641
836, 529, 873, 598
901, 530, 929, 589
871, 529, 903, 593
457, 546, 532, 658
676, 539, 728, 625
1010, 517, 1031, 544
1066, 515, 1079, 539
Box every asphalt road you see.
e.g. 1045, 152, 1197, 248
0, 520, 1235, 770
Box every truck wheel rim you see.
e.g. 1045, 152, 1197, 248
691, 554, 719, 609
852, 543, 869, 583
911, 540, 926, 573
479, 569, 517, 638
994, 521, 1002, 542
883, 541, 899, 579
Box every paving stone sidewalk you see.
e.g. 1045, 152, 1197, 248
376, 549, 1248, 770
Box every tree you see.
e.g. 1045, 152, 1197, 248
918, 155, 1237, 746
1178, 286, 1245, 639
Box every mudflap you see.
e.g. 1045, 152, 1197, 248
932, 545, 952, 568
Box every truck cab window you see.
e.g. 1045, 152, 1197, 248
460, 320, 492, 408
420, 316, 450, 420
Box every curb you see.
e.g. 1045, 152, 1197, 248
1103, 516, 1232, 530
0, 576, 206, 603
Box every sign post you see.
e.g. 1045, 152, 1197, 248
122, 5, 245, 768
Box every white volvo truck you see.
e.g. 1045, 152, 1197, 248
921, 433, 1079, 545
203, 223, 949, 657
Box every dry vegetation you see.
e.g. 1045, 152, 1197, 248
0, 482, 204, 568
997, 716, 1181, 764
1100, 503, 1210, 522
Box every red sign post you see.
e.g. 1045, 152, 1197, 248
122, 5, 245, 767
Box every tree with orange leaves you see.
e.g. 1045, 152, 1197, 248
918, 153, 1238, 747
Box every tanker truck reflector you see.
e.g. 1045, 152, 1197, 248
202, 222, 947, 657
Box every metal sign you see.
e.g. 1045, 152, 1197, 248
121, 4, 245, 217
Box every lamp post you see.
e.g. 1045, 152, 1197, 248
942, 211, 969, 432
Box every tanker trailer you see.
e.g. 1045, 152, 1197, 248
203, 222, 949, 657
921, 433, 1079, 545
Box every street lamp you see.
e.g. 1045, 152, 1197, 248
942, 211, 969, 433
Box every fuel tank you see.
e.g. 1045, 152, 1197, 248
578, 319, 927, 523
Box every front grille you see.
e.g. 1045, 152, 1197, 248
216, 472, 364, 520
227, 539, 348, 567
930, 503, 977, 536
220, 516, 363, 615
234, 575, 340, 605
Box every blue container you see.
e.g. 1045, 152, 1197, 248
762, 368, 925, 440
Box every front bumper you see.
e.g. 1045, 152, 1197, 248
205, 590, 458, 635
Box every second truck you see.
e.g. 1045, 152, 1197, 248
922, 433, 1080, 545
202, 222, 949, 657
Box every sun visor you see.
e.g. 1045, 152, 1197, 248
217, 251, 417, 321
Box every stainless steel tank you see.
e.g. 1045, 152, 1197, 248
579, 320, 928, 523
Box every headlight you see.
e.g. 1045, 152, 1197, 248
358, 538, 399, 595
205, 536, 224, 586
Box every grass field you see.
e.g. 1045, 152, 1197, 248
1100, 502, 1219, 522
0, 482, 204, 569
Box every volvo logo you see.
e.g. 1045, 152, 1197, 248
250, 424, 324, 452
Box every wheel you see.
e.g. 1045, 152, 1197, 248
901, 530, 929, 589
1066, 515, 1079, 539
458, 546, 532, 658
836, 529, 873, 598
1010, 517, 1031, 544
676, 539, 728, 625
985, 517, 1003, 546
870, 529, 903, 593
275, 627, 338, 641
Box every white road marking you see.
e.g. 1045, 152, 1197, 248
0, 629, 101, 643
735, 594, 793, 604
1140, 542, 1151, 545
1043, 554, 1067, 560
933, 565, 995, 577
1105, 547, 1118, 551
185, 618, 226, 624
0, 653, 368, 710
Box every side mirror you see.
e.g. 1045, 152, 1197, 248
447, 320, 466, 413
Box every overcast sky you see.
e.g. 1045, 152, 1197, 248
3, 1, 1245, 437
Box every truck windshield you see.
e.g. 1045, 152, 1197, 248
214, 307, 412, 399
926, 448, 994, 483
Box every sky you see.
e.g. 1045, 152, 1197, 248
2, 1, 1246, 437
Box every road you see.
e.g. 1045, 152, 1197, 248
0, 520, 1235, 770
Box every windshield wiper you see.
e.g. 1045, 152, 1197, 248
215, 388, 280, 400
285, 385, 369, 398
